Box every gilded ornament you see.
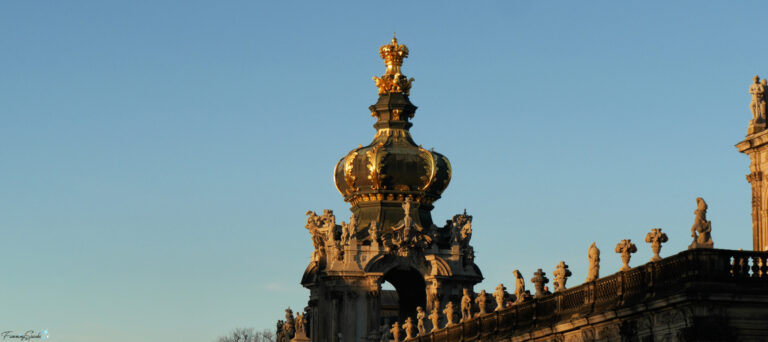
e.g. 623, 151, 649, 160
392, 109, 401, 121
372, 34, 416, 95
418, 146, 437, 191
342, 149, 360, 194
366, 142, 386, 190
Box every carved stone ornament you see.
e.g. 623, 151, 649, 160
390, 321, 401, 342
513, 270, 526, 303
443, 301, 456, 327
402, 317, 414, 340
387, 198, 432, 253
416, 306, 426, 336
531, 269, 549, 298
475, 289, 488, 316
645, 228, 668, 262
552, 261, 572, 292
615, 239, 638, 272
689, 197, 714, 249
586, 242, 600, 282
493, 283, 506, 311
460, 288, 472, 322
750, 75, 766, 121
428, 308, 440, 332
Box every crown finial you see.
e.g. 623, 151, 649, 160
372, 35, 415, 95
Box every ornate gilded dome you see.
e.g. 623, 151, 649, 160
334, 35, 452, 233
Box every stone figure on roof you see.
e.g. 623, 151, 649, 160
689, 197, 714, 249
751, 75, 766, 121
475, 289, 488, 316
493, 283, 506, 310
513, 270, 526, 303
586, 242, 600, 282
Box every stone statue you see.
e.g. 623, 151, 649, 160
390, 321, 401, 342
443, 301, 456, 327
379, 322, 389, 342
460, 288, 472, 322
552, 261, 572, 292
645, 228, 668, 261
340, 221, 350, 245
403, 317, 414, 340
283, 308, 295, 338
689, 197, 714, 249
428, 308, 440, 332
475, 289, 488, 316
750, 75, 765, 121
513, 270, 526, 303
762, 78, 767, 117
416, 306, 426, 336
615, 239, 638, 271
493, 283, 506, 310
531, 269, 549, 298
586, 242, 600, 282
369, 221, 380, 244
293, 312, 309, 341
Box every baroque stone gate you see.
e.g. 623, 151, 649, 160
297, 36, 483, 342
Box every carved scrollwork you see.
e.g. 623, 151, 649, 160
367, 142, 386, 190
343, 149, 360, 193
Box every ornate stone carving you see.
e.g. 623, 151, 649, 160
531, 269, 549, 298
368, 221, 380, 244
475, 289, 488, 316
429, 308, 440, 332
552, 261, 572, 292
493, 284, 506, 311
388, 198, 432, 253
390, 321, 401, 342
292, 312, 309, 341
283, 308, 295, 338
586, 242, 600, 282
645, 228, 668, 262
513, 270, 526, 303
750, 75, 766, 121
403, 317, 414, 340
615, 239, 638, 271
460, 288, 472, 322
416, 306, 426, 336
443, 301, 456, 327
689, 197, 714, 249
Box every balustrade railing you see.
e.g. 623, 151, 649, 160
404, 248, 768, 342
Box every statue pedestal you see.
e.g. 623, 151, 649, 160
688, 241, 713, 250
748, 120, 766, 135
291, 331, 310, 342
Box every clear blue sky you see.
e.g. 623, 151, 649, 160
1, 1, 765, 341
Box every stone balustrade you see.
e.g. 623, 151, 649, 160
403, 248, 768, 341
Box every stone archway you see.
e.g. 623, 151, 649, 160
382, 265, 427, 322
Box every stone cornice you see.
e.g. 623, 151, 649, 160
736, 129, 768, 153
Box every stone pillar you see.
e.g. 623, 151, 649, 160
737, 131, 768, 251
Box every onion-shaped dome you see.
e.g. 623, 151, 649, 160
333, 35, 452, 234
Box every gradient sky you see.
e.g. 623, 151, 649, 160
2, 1, 767, 341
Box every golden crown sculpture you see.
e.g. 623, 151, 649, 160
373, 34, 415, 95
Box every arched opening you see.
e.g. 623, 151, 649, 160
381, 266, 427, 323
